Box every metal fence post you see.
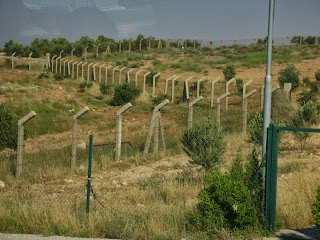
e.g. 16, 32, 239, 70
71, 107, 90, 169
16, 111, 37, 178
115, 103, 132, 161
188, 96, 203, 129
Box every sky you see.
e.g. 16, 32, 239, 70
0, 0, 319, 46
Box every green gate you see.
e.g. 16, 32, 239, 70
265, 123, 320, 232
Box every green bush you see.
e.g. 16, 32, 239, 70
248, 113, 263, 145
99, 83, 113, 96
315, 70, 320, 82
223, 64, 236, 81
289, 101, 319, 152
278, 64, 300, 89
111, 82, 141, 106
302, 76, 311, 86
0, 105, 19, 151
78, 82, 92, 93
149, 94, 164, 106
53, 73, 64, 81
236, 78, 243, 95
181, 120, 225, 172
312, 185, 320, 231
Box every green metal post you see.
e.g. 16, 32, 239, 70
270, 127, 279, 232
265, 123, 273, 230
86, 135, 93, 216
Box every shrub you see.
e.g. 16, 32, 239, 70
315, 70, 320, 82
53, 73, 64, 81
0, 105, 19, 151
149, 94, 164, 106
289, 101, 319, 152
181, 120, 225, 172
248, 113, 263, 145
302, 76, 311, 86
146, 68, 158, 86
312, 185, 320, 231
236, 78, 243, 95
99, 83, 113, 96
111, 82, 141, 106
278, 64, 300, 89
78, 82, 92, 93
37, 72, 49, 80
223, 64, 236, 81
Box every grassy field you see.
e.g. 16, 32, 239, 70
1, 43, 320, 239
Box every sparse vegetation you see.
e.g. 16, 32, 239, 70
0, 105, 18, 151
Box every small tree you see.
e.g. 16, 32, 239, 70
315, 70, 320, 82
236, 78, 243, 95
278, 64, 300, 89
223, 64, 236, 81
248, 113, 263, 145
111, 82, 141, 106
312, 185, 320, 231
182, 120, 225, 172
0, 105, 18, 151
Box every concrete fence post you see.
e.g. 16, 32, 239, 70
55, 57, 60, 73
157, 39, 163, 49
119, 41, 122, 53
167, 38, 171, 48
59, 50, 64, 59
51, 55, 57, 72
126, 69, 133, 82
115, 103, 132, 161
62, 59, 67, 76
71, 48, 75, 60
183, 76, 193, 102
93, 63, 99, 81
112, 66, 119, 84
60, 57, 65, 74
283, 83, 292, 101
177, 39, 181, 48
242, 80, 253, 111
164, 75, 176, 97
225, 78, 236, 110
106, 42, 111, 54
272, 85, 280, 93
81, 62, 88, 79
243, 89, 257, 133
200, 40, 203, 47
105, 65, 112, 83
220, 38, 224, 47
45, 53, 50, 69
11, 52, 16, 70
210, 77, 220, 107
148, 38, 153, 51
72, 61, 78, 79
143, 71, 151, 94
28, 52, 33, 70
139, 38, 143, 51
197, 77, 205, 98
171, 76, 179, 103
153, 72, 160, 96
144, 99, 169, 155
135, 70, 142, 86
194, 39, 197, 48
216, 92, 229, 125
68, 60, 73, 77
119, 67, 126, 84
71, 106, 89, 169
99, 64, 105, 83
287, 36, 290, 46
84, 46, 89, 61
234, 38, 237, 45
129, 39, 132, 52
76, 62, 82, 80
209, 40, 213, 48
188, 96, 203, 129
96, 44, 100, 58
16, 111, 37, 178
87, 63, 93, 81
